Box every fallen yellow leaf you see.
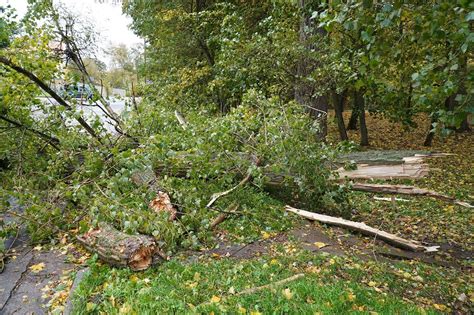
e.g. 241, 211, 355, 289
282, 288, 293, 300
210, 295, 221, 303
29, 262, 45, 273
314, 242, 328, 249
433, 304, 447, 311
348, 292, 356, 302
186, 281, 198, 289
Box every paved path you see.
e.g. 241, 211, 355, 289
1, 197, 78, 314
0, 249, 75, 315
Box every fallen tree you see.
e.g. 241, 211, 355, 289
154, 156, 472, 208
285, 206, 439, 252
76, 223, 167, 271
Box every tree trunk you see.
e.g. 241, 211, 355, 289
423, 115, 437, 147
332, 90, 348, 141
76, 223, 166, 271
454, 55, 471, 132
295, 0, 328, 140
457, 118, 471, 132
355, 91, 369, 146
347, 105, 358, 130
351, 183, 472, 208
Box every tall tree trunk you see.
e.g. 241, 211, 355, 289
347, 104, 358, 130
332, 90, 348, 141
355, 91, 369, 146
458, 118, 471, 132
455, 55, 471, 132
295, 0, 328, 140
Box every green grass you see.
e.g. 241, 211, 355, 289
72, 250, 443, 314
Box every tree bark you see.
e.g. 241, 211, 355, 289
76, 223, 166, 271
355, 90, 369, 146
347, 105, 358, 130
332, 90, 348, 141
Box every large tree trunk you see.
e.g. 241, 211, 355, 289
455, 55, 471, 132
76, 223, 166, 271
355, 91, 369, 146
332, 90, 348, 141
295, 0, 328, 140
347, 106, 358, 130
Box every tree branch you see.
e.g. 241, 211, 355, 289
0, 56, 102, 142
0, 114, 61, 150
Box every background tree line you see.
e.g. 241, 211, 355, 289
123, 0, 473, 145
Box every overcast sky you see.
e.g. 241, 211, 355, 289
1, 0, 142, 63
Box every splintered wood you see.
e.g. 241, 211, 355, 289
337, 152, 451, 180
149, 191, 178, 221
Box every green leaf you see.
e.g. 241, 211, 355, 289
466, 11, 474, 21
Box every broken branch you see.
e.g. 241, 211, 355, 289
174, 110, 188, 130
206, 172, 252, 208
285, 206, 437, 252
210, 203, 239, 229
236, 273, 305, 296
351, 183, 473, 208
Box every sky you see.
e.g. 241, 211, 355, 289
1, 0, 142, 64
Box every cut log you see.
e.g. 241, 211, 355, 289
285, 206, 431, 252
352, 183, 473, 208
76, 223, 166, 271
